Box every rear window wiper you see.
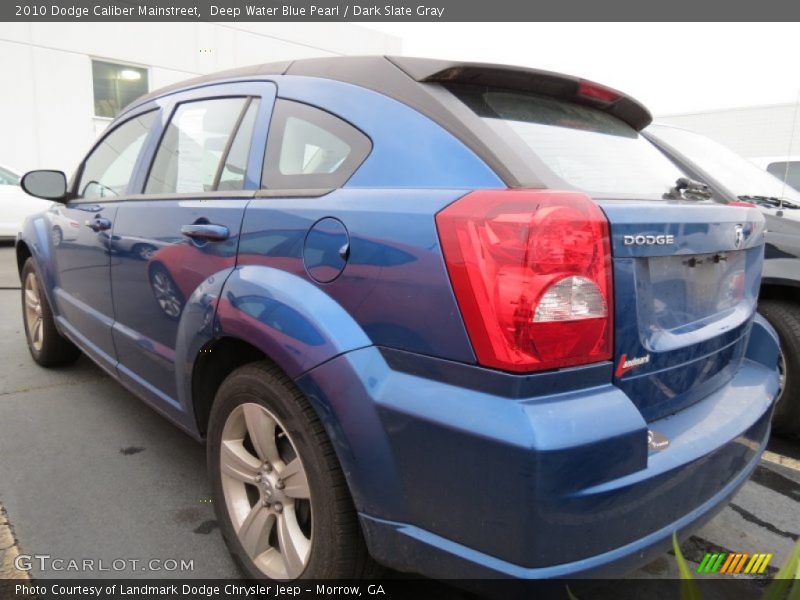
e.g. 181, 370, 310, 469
663, 177, 714, 201
738, 195, 800, 209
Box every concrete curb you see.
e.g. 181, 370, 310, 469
0, 502, 30, 580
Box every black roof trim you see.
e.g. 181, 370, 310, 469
123, 56, 652, 188
131, 59, 294, 108
389, 56, 652, 131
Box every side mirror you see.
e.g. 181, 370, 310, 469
21, 170, 68, 202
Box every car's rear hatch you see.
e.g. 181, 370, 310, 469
428, 67, 766, 421
600, 200, 764, 421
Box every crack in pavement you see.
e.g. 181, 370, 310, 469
749, 464, 800, 502
729, 503, 799, 541
0, 376, 106, 398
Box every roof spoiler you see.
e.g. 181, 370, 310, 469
388, 56, 652, 131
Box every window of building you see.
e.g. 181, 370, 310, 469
92, 60, 149, 119
77, 111, 157, 200
262, 100, 371, 189
145, 97, 255, 195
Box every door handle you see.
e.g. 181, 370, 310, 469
85, 217, 112, 232
181, 223, 230, 242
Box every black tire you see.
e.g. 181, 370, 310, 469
207, 361, 378, 580
758, 300, 800, 436
20, 258, 81, 367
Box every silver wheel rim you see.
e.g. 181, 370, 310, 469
776, 347, 786, 407
220, 403, 312, 580
151, 269, 182, 318
24, 272, 44, 352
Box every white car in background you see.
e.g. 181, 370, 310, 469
47, 203, 81, 245
0, 164, 54, 239
750, 155, 800, 194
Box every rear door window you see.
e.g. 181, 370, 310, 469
447, 85, 685, 197
217, 100, 260, 191
145, 97, 254, 194
262, 99, 371, 190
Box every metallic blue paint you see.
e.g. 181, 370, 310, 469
109, 199, 249, 417
216, 266, 371, 379
303, 217, 349, 283
600, 200, 766, 257
235, 188, 477, 364
16, 71, 782, 581
50, 203, 119, 368
297, 321, 777, 576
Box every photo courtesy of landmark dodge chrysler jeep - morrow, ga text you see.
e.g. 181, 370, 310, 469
16, 56, 780, 581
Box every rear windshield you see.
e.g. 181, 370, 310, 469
447, 85, 685, 197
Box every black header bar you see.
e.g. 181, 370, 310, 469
3, 0, 799, 22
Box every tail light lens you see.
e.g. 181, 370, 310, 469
436, 189, 613, 372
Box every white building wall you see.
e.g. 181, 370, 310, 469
657, 103, 800, 159
0, 23, 400, 175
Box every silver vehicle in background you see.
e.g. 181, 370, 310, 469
646, 123, 800, 436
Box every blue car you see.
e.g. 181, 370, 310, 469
16, 56, 780, 581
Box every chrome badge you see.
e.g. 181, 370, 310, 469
623, 234, 675, 246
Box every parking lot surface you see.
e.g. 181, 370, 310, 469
0, 243, 797, 586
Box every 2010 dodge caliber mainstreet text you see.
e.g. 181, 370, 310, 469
16, 56, 781, 580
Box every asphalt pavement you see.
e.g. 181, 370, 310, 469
0, 243, 797, 586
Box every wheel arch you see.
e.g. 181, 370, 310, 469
191, 336, 267, 436
760, 280, 800, 304
186, 265, 372, 436
15, 239, 32, 277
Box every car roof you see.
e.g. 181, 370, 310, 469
125, 55, 652, 188
131, 56, 650, 124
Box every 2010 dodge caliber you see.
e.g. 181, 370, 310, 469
16, 56, 780, 580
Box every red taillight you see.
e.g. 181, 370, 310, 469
577, 80, 622, 104
436, 189, 613, 372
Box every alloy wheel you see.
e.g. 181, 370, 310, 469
24, 272, 44, 352
775, 347, 786, 407
220, 403, 312, 579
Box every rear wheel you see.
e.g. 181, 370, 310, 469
758, 300, 800, 436
21, 258, 80, 367
207, 361, 377, 580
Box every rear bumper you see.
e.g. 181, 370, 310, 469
295, 315, 780, 579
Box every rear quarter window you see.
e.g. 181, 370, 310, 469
446, 84, 685, 198
262, 100, 371, 190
